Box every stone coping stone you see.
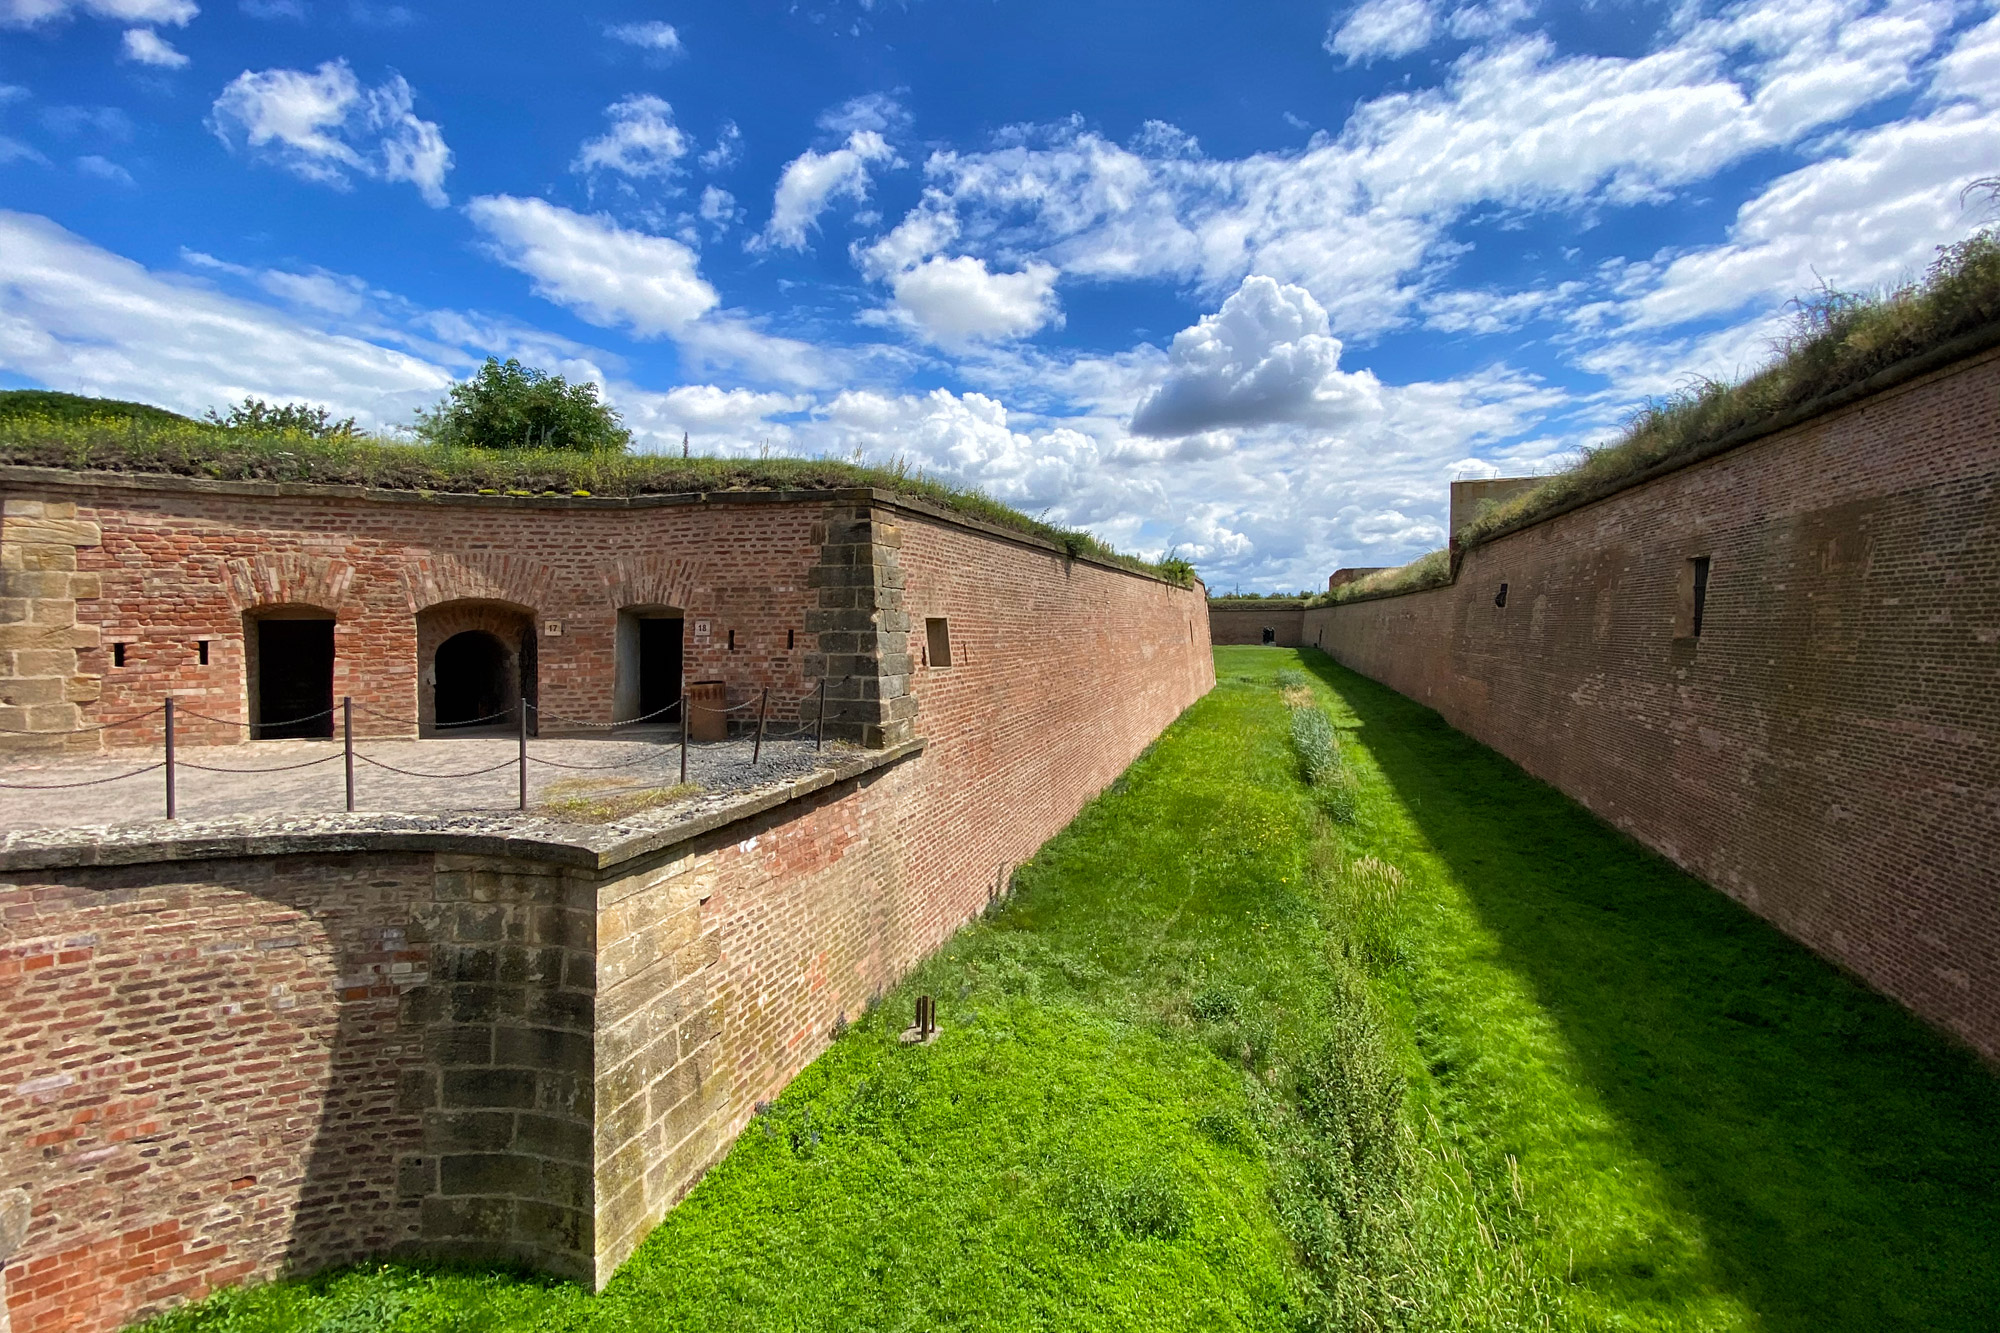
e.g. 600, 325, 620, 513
0, 738, 925, 875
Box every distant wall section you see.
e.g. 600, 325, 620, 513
1209, 601, 1304, 646
1304, 345, 2000, 1060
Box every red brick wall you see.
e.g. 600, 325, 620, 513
0, 483, 832, 750
1303, 347, 2000, 1060
0, 494, 1213, 1328
0, 854, 434, 1333
1208, 604, 1304, 646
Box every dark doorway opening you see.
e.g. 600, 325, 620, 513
435, 630, 511, 728
253, 617, 335, 739
639, 617, 684, 721
1262, 626, 1276, 644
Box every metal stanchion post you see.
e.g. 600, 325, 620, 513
163, 696, 176, 820
517, 703, 528, 812
815, 678, 826, 752
343, 696, 355, 813
752, 688, 768, 766
679, 690, 689, 784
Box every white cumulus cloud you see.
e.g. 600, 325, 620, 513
1, 0, 195, 27
605, 19, 680, 52
1129, 276, 1383, 437
120, 26, 187, 66
1327, 0, 1437, 62
762, 130, 896, 250
209, 59, 451, 206
885, 255, 1062, 345
573, 94, 688, 180
467, 195, 718, 337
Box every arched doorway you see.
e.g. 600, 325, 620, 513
415, 600, 535, 735
434, 630, 510, 727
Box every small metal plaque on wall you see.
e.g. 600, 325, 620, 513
543, 620, 563, 637
692, 619, 712, 643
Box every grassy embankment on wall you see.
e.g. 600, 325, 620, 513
1316, 228, 2000, 608
0, 392, 1190, 587
139, 648, 2000, 1332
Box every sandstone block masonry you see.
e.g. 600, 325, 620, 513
0, 501, 103, 754
0, 488, 1213, 1332
1304, 341, 2000, 1061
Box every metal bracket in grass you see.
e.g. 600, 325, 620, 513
899, 994, 942, 1045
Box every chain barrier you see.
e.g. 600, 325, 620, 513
0, 705, 164, 736
354, 753, 523, 781
3, 678, 829, 817
178, 753, 345, 775
0, 762, 166, 791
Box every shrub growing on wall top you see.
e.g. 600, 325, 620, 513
414, 358, 632, 453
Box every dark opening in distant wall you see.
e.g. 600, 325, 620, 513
1495, 582, 1509, 608
1262, 626, 1276, 644
112, 642, 125, 667
1676, 556, 1713, 639
926, 617, 953, 667
197, 640, 209, 666
1690, 556, 1711, 636
727, 628, 736, 652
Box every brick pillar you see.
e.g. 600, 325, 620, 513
0, 498, 103, 754
805, 503, 915, 748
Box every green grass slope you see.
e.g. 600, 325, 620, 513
136, 648, 2000, 1332
0, 388, 195, 427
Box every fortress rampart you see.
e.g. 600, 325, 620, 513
0, 480, 1213, 1332
1304, 342, 2000, 1061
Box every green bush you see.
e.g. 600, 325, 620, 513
414, 358, 631, 452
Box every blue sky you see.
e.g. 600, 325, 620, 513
2, 0, 1995, 590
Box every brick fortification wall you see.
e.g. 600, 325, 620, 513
0, 495, 1213, 1330
1303, 345, 2000, 1060
1209, 603, 1304, 646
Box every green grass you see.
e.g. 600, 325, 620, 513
0, 412, 1188, 586
136, 648, 2000, 1333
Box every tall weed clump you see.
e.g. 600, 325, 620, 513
1281, 674, 1359, 823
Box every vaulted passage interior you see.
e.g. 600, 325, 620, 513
434, 630, 511, 728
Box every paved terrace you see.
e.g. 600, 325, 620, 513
0, 731, 891, 863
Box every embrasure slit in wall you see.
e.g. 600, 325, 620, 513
113, 642, 126, 667
1495, 582, 1509, 608
1690, 556, 1711, 636
197, 640, 209, 666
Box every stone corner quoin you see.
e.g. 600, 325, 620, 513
0, 481, 1216, 1333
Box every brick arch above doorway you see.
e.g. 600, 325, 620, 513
599, 553, 707, 612
222, 553, 356, 613
399, 552, 556, 614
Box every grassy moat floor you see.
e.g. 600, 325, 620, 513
141, 648, 2000, 1333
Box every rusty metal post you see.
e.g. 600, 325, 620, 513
343, 696, 355, 813
517, 702, 528, 812
679, 690, 689, 784
163, 696, 176, 820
